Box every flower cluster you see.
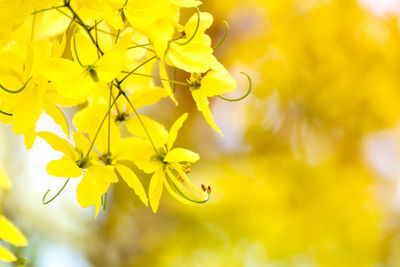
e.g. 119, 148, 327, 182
0, 0, 250, 220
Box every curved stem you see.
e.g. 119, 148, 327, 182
42, 178, 70, 205
175, 7, 200, 46
73, 27, 85, 67
0, 109, 12, 116
173, 182, 210, 204
0, 77, 32, 94
213, 21, 229, 50
218, 72, 252, 102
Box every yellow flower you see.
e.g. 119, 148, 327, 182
166, 11, 221, 73
0, 33, 70, 149
40, 30, 131, 100
73, 104, 149, 206
129, 113, 210, 213
189, 71, 236, 135
37, 131, 118, 217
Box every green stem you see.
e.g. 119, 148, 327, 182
213, 21, 229, 50
0, 110, 12, 116
120, 72, 188, 86
65, 4, 104, 55
120, 87, 158, 154
107, 84, 112, 154
86, 93, 121, 157
31, 5, 65, 15
0, 77, 32, 94
73, 27, 85, 67
42, 178, 70, 205
175, 7, 200, 46
218, 72, 252, 102
118, 55, 158, 84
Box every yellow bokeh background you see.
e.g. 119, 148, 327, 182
3, 0, 400, 266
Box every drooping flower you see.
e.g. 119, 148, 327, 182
188, 71, 237, 135
38, 130, 118, 217
128, 113, 210, 213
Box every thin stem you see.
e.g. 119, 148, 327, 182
172, 67, 176, 92
119, 55, 158, 84
128, 43, 151, 49
0, 77, 32, 94
175, 7, 200, 46
218, 72, 252, 102
94, 20, 100, 59
86, 93, 121, 157
31, 5, 65, 15
0, 110, 12, 116
107, 84, 112, 154
65, 4, 104, 55
101, 192, 107, 210
73, 27, 85, 67
31, 10, 36, 41
173, 182, 210, 204
115, 29, 121, 44
120, 72, 189, 86
213, 21, 229, 50
121, 88, 158, 154
42, 178, 70, 205
54, 6, 73, 20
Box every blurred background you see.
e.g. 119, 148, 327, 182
3, 0, 400, 266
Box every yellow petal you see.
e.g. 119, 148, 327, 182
76, 165, 117, 209
124, 0, 169, 27
167, 113, 188, 150
129, 139, 163, 174
169, 0, 201, 7
40, 58, 93, 100
115, 164, 148, 206
164, 148, 199, 163
0, 215, 28, 247
44, 102, 69, 138
40, 58, 83, 83
37, 131, 75, 158
95, 32, 132, 82
0, 169, 10, 189
159, 61, 178, 105
47, 159, 82, 178
191, 90, 223, 135
11, 82, 43, 135
71, 31, 98, 66
200, 70, 237, 97
184, 11, 213, 39
126, 115, 168, 149
126, 86, 168, 111
149, 168, 164, 213
72, 131, 92, 156
167, 42, 212, 73
24, 126, 36, 150
55, 71, 93, 100
41, 8, 72, 36
0, 244, 16, 262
